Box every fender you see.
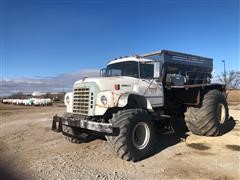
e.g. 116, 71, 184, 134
117, 92, 153, 110
94, 91, 153, 116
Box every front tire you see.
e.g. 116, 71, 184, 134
185, 90, 229, 136
106, 109, 154, 162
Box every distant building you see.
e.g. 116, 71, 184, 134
32, 91, 47, 97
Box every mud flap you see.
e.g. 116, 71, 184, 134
52, 114, 63, 132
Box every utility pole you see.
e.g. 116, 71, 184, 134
62, 86, 65, 93
222, 60, 226, 85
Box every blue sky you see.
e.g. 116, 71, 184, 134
0, 0, 239, 95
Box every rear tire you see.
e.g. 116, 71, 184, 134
106, 109, 154, 162
185, 90, 229, 136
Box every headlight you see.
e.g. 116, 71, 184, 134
101, 96, 107, 105
66, 95, 70, 104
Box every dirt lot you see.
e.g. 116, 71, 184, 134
0, 103, 239, 179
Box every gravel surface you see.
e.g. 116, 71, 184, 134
0, 104, 239, 179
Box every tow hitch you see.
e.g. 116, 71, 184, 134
52, 114, 63, 132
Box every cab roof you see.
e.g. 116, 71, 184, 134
107, 56, 152, 65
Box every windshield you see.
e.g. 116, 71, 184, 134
102, 61, 154, 79
106, 61, 139, 78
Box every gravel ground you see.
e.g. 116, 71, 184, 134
0, 103, 239, 179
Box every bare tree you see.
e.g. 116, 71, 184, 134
8, 92, 24, 99
217, 70, 240, 89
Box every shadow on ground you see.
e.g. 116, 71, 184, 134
0, 151, 25, 180
0, 164, 19, 180
64, 116, 237, 162
144, 130, 187, 160
145, 116, 237, 161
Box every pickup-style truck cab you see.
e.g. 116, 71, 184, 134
64, 56, 163, 117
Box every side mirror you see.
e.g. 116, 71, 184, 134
153, 62, 161, 79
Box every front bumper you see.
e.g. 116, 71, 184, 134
52, 114, 113, 134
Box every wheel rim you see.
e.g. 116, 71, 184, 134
132, 122, 150, 150
217, 103, 226, 124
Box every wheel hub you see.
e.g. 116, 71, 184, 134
132, 122, 150, 150
217, 103, 226, 124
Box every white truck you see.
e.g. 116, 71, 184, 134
52, 50, 229, 161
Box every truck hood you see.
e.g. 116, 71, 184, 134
74, 76, 139, 91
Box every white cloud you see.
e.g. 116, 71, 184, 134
0, 69, 99, 96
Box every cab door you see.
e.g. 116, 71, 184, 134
138, 62, 164, 107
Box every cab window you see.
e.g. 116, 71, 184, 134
140, 63, 154, 79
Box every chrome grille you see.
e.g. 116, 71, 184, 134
73, 88, 90, 115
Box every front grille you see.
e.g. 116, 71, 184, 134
73, 88, 90, 115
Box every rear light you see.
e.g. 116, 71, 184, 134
114, 84, 120, 90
